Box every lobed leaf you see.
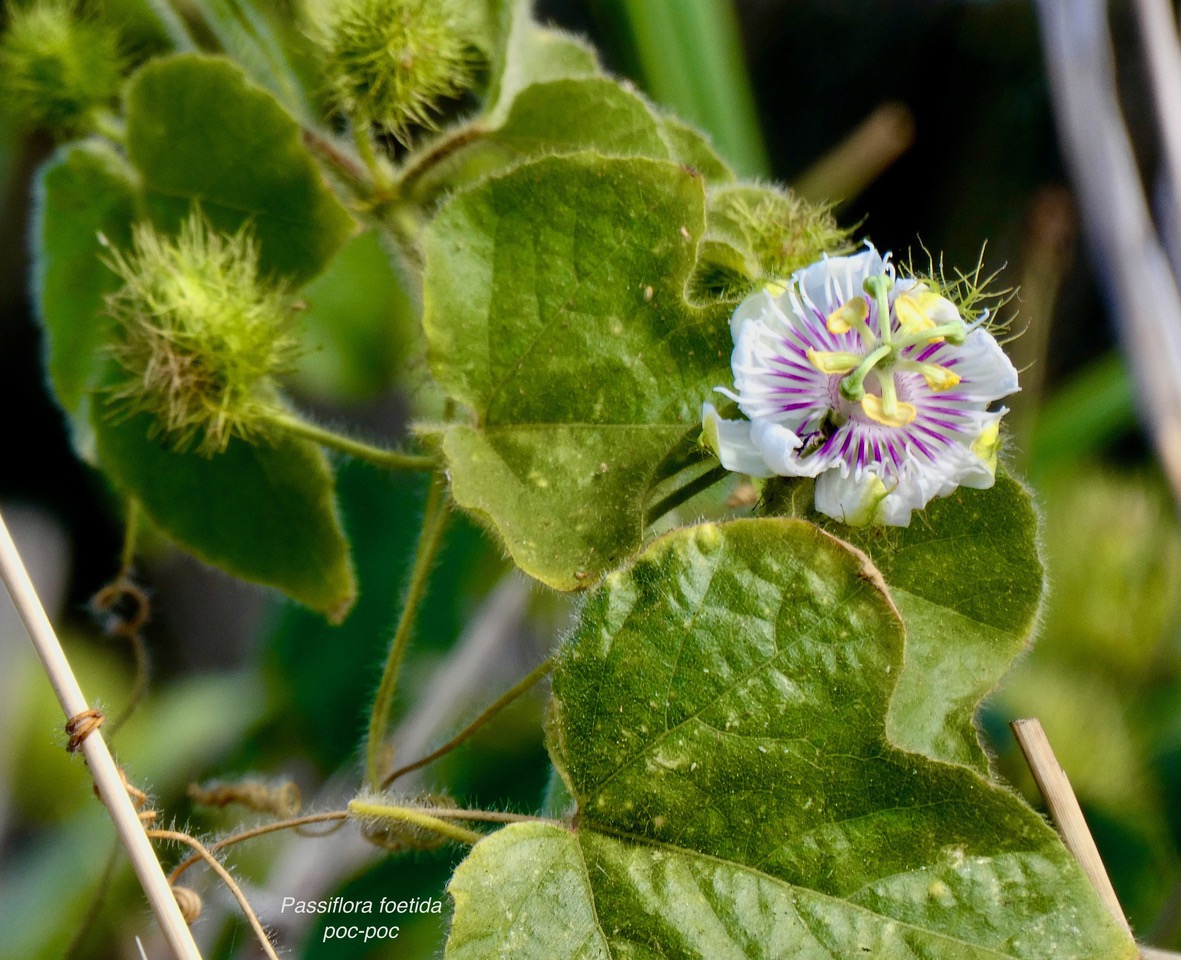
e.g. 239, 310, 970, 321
446, 519, 1134, 960
409, 76, 732, 206
814, 475, 1044, 772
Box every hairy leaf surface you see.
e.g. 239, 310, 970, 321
822, 475, 1044, 771
32, 141, 139, 457
125, 54, 355, 285
94, 408, 355, 621
446, 520, 1134, 960
422, 155, 732, 589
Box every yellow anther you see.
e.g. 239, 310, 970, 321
825, 297, 869, 334
971, 420, 1001, 473
894, 288, 960, 342
894, 292, 937, 334
907, 361, 960, 392
861, 393, 918, 427
806, 349, 861, 375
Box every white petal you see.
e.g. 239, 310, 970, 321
750, 418, 835, 477
729, 289, 777, 342
947, 328, 1019, 402
814, 468, 896, 526
702, 403, 774, 477
791, 245, 885, 315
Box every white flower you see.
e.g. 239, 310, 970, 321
703, 243, 1018, 526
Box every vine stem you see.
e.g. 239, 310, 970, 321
645, 464, 731, 526
352, 121, 396, 198
120, 500, 141, 575
302, 127, 372, 189
366, 471, 450, 786
0, 510, 202, 960
168, 812, 350, 884
347, 799, 483, 845
394, 123, 486, 200
381, 655, 557, 789
268, 412, 435, 472
105, 628, 148, 740
148, 829, 278, 960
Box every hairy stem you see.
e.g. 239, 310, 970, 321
169, 812, 350, 884
105, 629, 148, 740
394, 123, 486, 201
381, 655, 557, 788
366, 472, 450, 786
347, 799, 483, 845
149, 829, 279, 960
302, 127, 373, 190
352, 121, 395, 197
269, 412, 436, 472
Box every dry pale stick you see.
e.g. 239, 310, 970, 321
0, 509, 202, 960
1011, 718, 1130, 934
1012, 719, 1181, 960
1036, 0, 1181, 504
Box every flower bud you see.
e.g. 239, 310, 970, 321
313, 0, 481, 142
0, 1, 122, 133
103, 212, 301, 456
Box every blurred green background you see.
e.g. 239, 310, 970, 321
0, 0, 1178, 957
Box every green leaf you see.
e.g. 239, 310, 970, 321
446, 519, 1134, 960
422, 154, 731, 589
657, 113, 734, 181
597, 0, 769, 177
483, 0, 600, 123
812, 475, 1044, 772
93, 408, 356, 621
692, 182, 850, 301
125, 53, 355, 285
408, 78, 686, 205
31, 141, 139, 457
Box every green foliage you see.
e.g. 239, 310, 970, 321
193, 0, 312, 119
990, 469, 1181, 926
446, 520, 1133, 960
94, 408, 356, 621
124, 53, 355, 285
264, 463, 498, 770
407, 76, 731, 205
31, 140, 138, 456
0, 0, 122, 133
656, 112, 734, 181
313, 0, 481, 140
809, 474, 1044, 771
692, 182, 850, 300
596, 0, 768, 176
104, 211, 300, 455
422, 153, 732, 589
482, 0, 600, 122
